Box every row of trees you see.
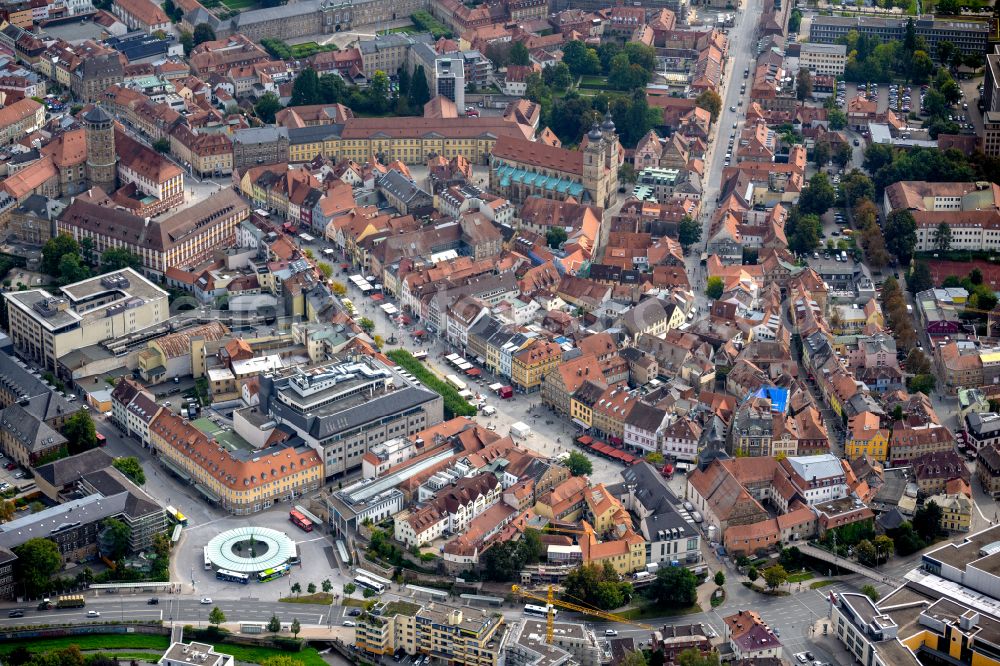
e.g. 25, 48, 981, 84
41, 234, 142, 286
836, 20, 975, 84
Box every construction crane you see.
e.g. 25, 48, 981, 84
511, 584, 654, 645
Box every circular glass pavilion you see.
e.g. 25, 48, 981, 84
204, 526, 297, 575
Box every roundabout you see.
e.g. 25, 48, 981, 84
204, 526, 297, 576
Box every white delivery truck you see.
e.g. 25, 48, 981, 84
510, 421, 531, 439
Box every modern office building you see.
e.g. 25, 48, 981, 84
798, 43, 847, 76
3, 269, 169, 373
247, 356, 443, 478
808, 15, 988, 56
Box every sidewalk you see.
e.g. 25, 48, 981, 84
806, 617, 856, 665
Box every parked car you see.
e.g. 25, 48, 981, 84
343, 620, 357, 627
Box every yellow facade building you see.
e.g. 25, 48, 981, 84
149, 410, 323, 515
846, 412, 889, 461
510, 340, 561, 393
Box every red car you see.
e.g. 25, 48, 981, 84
5, 463, 15, 470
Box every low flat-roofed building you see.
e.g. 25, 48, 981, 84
158, 642, 234, 666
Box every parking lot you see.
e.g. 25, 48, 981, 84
0, 453, 31, 492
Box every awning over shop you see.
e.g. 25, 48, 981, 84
577, 435, 593, 445
194, 483, 221, 504
466, 368, 481, 377
160, 458, 191, 482
572, 418, 589, 429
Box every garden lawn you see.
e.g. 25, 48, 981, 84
387, 25, 420, 33
810, 580, 836, 589
787, 572, 814, 583
618, 601, 702, 620
215, 643, 326, 666
220, 0, 256, 9
0, 634, 169, 655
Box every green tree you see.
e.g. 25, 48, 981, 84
841, 171, 875, 208
695, 89, 722, 123
799, 173, 836, 216
179, 30, 194, 55
914, 500, 943, 542
908, 260, 933, 295
813, 141, 831, 167
873, 534, 894, 563
14, 537, 62, 596
267, 614, 281, 632
366, 70, 391, 114
520, 528, 544, 564
908, 374, 936, 395
828, 108, 847, 130
101, 518, 131, 560
331, 282, 347, 297
192, 22, 215, 45
480, 540, 528, 581
41, 234, 80, 275
101, 247, 142, 271
57, 253, 90, 285
789, 7, 802, 32
410, 66, 431, 108
291, 67, 320, 106
855, 539, 877, 566
676, 649, 720, 666
910, 50, 935, 84
543, 63, 572, 91
861, 584, 880, 601
747, 566, 759, 582
706, 276, 724, 300
358, 317, 375, 334
762, 564, 788, 590
546, 227, 568, 249
562, 40, 600, 76
934, 222, 952, 252
833, 143, 853, 169
112, 457, 146, 486
652, 565, 697, 607
254, 93, 282, 124
678, 216, 702, 250
510, 41, 530, 66
307, 582, 316, 594
343, 582, 357, 596
318, 263, 333, 279
714, 571, 725, 587
322, 579, 333, 593
153, 137, 170, 153
62, 410, 97, 455
884, 209, 917, 262
566, 451, 593, 476
645, 452, 664, 465
796, 68, 812, 100
290, 617, 300, 638
208, 606, 226, 628
290, 582, 301, 596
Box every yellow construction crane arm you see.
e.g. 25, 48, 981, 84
511, 585, 655, 631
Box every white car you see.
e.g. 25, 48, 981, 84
605, 629, 619, 636
795, 655, 808, 664
87, 610, 100, 617
200, 597, 212, 605
343, 620, 357, 627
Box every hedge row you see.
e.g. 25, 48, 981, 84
386, 349, 475, 418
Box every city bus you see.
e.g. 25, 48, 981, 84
204, 547, 213, 570
524, 604, 557, 619
166, 505, 188, 526
216, 569, 250, 584
354, 575, 386, 594
258, 564, 290, 583
289, 508, 313, 532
